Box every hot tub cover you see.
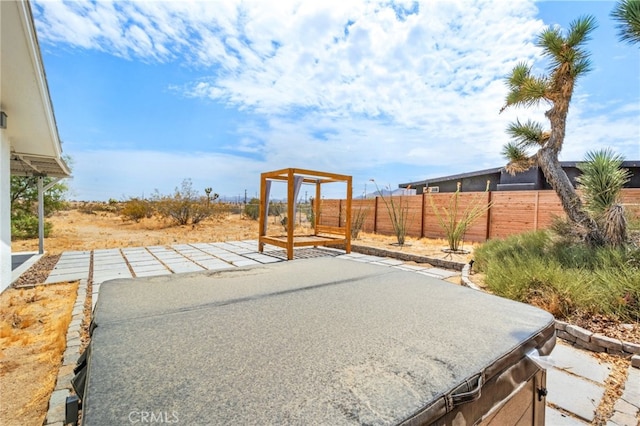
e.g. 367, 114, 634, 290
80, 257, 555, 425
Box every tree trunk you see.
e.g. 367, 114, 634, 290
537, 147, 605, 246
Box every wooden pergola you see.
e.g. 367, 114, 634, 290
258, 168, 352, 260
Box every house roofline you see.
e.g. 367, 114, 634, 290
399, 161, 640, 188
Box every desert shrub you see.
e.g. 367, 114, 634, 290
269, 201, 285, 218
214, 203, 233, 218
121, 198, 154, 222
370, 180, 411, 246
306, 198, 317, 229
153, 179, 216, 226
11, 211, 52, 240
474, 231, 640, 322
429, 181, 491, 252
78, 202, 119, 215
244, 198, 260, 220
227, 204, 244, 215
350, 206, 369, 239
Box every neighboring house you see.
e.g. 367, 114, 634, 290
1, 0, 71, 292
399, 161, 640, 194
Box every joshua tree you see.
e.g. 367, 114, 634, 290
500, 16, 606, 246
204, 187, 219, 206
611, 0, 640, 45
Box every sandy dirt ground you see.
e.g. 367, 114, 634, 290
12, 209, 475, 263
0, 282, 77, 426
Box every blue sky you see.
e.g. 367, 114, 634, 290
32, 0, 639, 201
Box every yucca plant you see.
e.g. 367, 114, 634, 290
577, 149, 631, 247
611, 0, 640, 45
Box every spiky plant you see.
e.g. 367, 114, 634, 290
429, 181, 492, 252
370, 180, 411, 246
603, 204, 628, 247
576, 149, 631, 216
500, 16, 606, 246
576, 149, 631, 247
611, 0, 640, 45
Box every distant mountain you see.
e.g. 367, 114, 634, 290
355, 188, 416, 199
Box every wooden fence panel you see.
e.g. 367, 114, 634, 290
535, 191, 567, 230
318, 199, 342, 227
319, 189, 640, 242
423, 192, 490, 242
368, 196, 424, 238
621, 189, 640, 223
490, 192, 538, 239
352, 199, 377, 233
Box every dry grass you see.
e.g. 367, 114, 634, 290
0, 282, 78, 426
592, 353, 630, 426
12, 210, 260, 254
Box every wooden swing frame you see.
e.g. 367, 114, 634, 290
258, 168, 352, 260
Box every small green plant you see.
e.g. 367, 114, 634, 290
306, 198, 317, 229
121, 198, 154, 222
370, 179, 411, 246
11, 211, 52, 239
429, 181, 492, 252
269, 201, 284, 218
243, 198, 260, 220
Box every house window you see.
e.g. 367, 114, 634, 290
427, 186, 439, 193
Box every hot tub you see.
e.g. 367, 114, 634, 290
73, 257, 555, 425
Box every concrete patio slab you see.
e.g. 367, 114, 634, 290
45, 272, 88, 284
419, 267, 459, 279
130, 264, 169, 274
93, 271, 132, 283
547, 367, 604, 422
374, 258, 405, 266
163, 262, 205, 274
135, 269, 172, 277
92, 262, 129, 271
551, 343, 612, 384
243, 253, 283, 263
180, 253, 216, 262
197, 259, 234, 269
127, 259, 164, 267
546, 407, 589, 425
231, 259, 260, 267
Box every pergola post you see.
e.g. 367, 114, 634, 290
258, 168, 352, 260
286, 169, 295, 260
258, 174, 267, 253
345, 176, 352, 254
314, 180, 321, 231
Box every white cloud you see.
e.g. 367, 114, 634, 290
33, 0, 639, 200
